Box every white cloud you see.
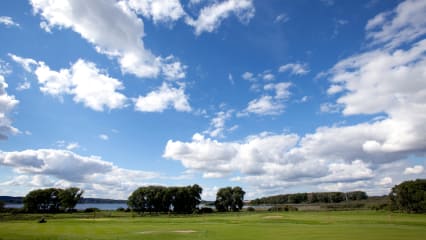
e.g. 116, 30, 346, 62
161, 56, 187, 80
245, 95, 284, 115
127, 0, 185, 24
243, 82, 291, 116
320, 102, 342, 113
242, 71, 255, 81
264, 82, 291, 99
69, 60, 127, 111
0, 16, 20, 28
378, 177, 393, 186
11, 55, 127, 111
327, 84, 343, 95
99, 134, 109, 141
16, 81, 31, 91
9, 54, 37, 72
403, 165, 424, 175
262, 73, 275, 81
66, 142, 80, 150
365, 0, 426, 48
30, 0, 184, 79
278, 63, 309, 75
0, 149, 160, 198
56, 140, 80, 150
185, 0, 255, 35
0, 75, 20, 140
274, 13, 289, 24
228, 73, 234, 85
204, 110, 233, 138
134, 82, 191, 112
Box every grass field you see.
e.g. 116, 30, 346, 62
1, 211, 425, 240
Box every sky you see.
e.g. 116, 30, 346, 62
0, 0, 425, 200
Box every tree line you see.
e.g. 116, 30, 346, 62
127, 185, 203, 214
251, 191, 368, 205
4, 179, 424, 214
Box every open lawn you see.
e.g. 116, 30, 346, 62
0, 211, 425, 240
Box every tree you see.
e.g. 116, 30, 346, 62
215, 186, 245, 212
390, 179, 426, 213
23, 188, 63, 213
59, 187, 84, 212
0, 200, 4, 211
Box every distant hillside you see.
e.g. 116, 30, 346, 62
0, 196, 126, 204
0, 196, 23, 204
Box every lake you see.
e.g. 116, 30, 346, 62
5, 203, 128, 210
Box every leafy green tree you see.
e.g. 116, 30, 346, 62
23, 188, 63, 213
0, 200, 4, 211
59, 187, 84, 212
215, 186, 245, 212
390, 179, 426, 213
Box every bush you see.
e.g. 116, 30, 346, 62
246, 207, 255, 212
84, 207, 100, 213
268, 205, 298, 212
199, 207, 214, 214
116, 207, 125, 212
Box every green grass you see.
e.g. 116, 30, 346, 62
0, 211, 425, 239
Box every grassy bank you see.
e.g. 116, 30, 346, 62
0, 211, 425, 239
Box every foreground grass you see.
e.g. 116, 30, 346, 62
0, 211, 425, 240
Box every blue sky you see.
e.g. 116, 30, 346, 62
0, 0, 425, 200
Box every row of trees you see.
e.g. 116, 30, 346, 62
23, 187, 83, 213
390, 179, 426, 213
251, 191, 368, 205
127, 185, 202, 213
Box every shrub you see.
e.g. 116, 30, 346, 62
84, 207, 100, 213
246, 207, 255, 212
199, 207, 214, 214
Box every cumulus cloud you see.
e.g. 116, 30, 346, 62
134, 82, 191, 112
185, 0, 255, 35
0, 16, 20, 28
127, 0, 185, 24
278, 63, 309, 75
245, 96, 285, 115
0, 149, 160, 198
0, 75, 19, 140
403, 165, 424, 175
243, 82, 291, 116
11, 55, 127, 111
30, 0, 185, 79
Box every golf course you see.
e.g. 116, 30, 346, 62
1, 211, 425, 240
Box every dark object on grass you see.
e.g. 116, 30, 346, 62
38, 217, 47, 223
84, 207, 100, 213
246, 207, 255, 212
199, 207, 214, 214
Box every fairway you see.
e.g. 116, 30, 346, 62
1, 211, 425, 240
